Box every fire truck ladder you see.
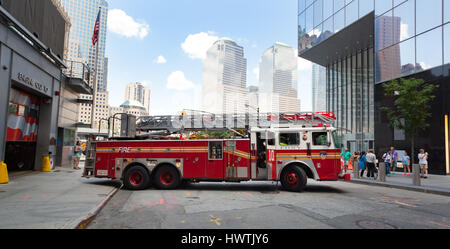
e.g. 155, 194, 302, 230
136, 112, 337, 133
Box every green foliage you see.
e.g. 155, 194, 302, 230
381, 78, 438, 137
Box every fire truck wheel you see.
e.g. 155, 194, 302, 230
280, 166, 307, 192
153, 165, 180, 190
123, 166, 151, 190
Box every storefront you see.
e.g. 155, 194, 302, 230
0, 8, 63, 172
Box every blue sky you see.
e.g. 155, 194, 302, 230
105, 0, 313, 115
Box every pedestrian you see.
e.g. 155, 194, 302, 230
418, 149, 429, 179
341, 148, 352, 173
351, 152, 359, 173
390, 147, 399, 172
359, 151, 367, 178
403, 151, 411, 174
382, 150, 392, 176
366, 150, 377, 179
73, 141, 82, 170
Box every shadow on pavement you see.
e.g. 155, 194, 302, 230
81, 179, 123, 188
120, 182, 347, 194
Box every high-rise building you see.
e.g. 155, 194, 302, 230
298, 0, 450, 175
312, 64, 326, 112
125, 82, 151, 113
258, 42, 300, 113
202, 38, 248, 114
60, 0, 109, 128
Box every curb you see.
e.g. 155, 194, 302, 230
73, 185, 122, 229
348, 180, 450, 197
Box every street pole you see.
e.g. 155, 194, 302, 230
353, 158, 359, 179
379, 162, 386, 182
413, 164, 421, 186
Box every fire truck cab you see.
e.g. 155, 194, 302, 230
83, 112, 343, 192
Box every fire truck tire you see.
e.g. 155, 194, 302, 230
280, 166, 307, 192
153, 165, 180, 190
123, 166, 151, 190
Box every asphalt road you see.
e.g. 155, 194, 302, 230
87, 180, 450, 229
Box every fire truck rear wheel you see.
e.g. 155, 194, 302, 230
280, 166, 307, 192
153, 165, 180, 190
123, 166, 151, 190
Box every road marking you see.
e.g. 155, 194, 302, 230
429, 221, 450, 228
209, 215, 222, 226
394, 201, 418, 208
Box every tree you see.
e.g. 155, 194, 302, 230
381, 78, 438, 163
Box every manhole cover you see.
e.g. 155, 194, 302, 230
186, 197, 200, 199
356, 220, 397, 229
0, 190, 5, 193
53, 170, 61, 172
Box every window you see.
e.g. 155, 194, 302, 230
313, 132, 329, 146
209, 141, 223, 160
263, 132, 276, 146
279, 133, 300, 146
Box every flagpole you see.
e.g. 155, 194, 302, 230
91, 7, 101, 130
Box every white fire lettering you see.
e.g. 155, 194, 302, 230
118, 147, 131, 153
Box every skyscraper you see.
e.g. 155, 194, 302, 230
202, 38, 248, 114
258, 42, 300, 113
125, 82, 151, 113
312, 64, 326, 112
60, 0, 109, 128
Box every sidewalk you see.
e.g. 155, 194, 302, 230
349, 171, 450, 196
0, 162, 121, 229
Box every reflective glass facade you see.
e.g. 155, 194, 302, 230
299, 0, 450, 83
326, 48, 375, 152
299, 0, 450, 174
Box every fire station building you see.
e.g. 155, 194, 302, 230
0, 1, 91, 172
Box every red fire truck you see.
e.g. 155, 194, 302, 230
83, 112, 343, 192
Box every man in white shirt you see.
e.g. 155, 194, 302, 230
418, 149, 429, 179
366, 150, 377, 179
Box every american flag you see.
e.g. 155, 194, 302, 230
92, 10, 101, 46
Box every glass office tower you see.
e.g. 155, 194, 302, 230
61, 0, 109, 127
299, 0, 450, 174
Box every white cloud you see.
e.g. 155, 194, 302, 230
155, 55, 167, 64
400, 23, 409, 41
108, 9, 150, 39
418, 62, 431, 70
181, 32, 219, 60
167, 71, 195, 91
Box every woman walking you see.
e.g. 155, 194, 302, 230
73, 141, 82, 170
359, 152, 367, 178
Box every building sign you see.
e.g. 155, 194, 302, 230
17, 72, 49, 95
11, 53, 53, 97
